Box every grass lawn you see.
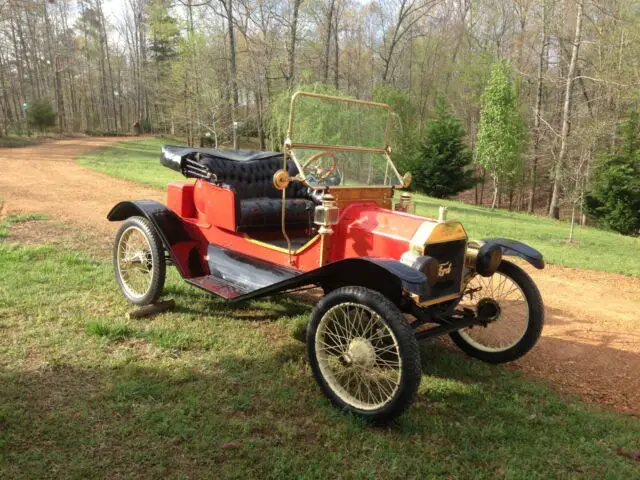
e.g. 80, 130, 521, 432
77, 137, 185, 188
0, 135, 45, 148
1, 215, 640, 478
0, 213, 49, 238
78, 138, 640, 276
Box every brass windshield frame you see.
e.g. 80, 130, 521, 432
284, 91, 404, 188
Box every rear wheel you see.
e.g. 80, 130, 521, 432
450, 260, 544, 364
307, 286, 421, 423
114, 216, 166, 305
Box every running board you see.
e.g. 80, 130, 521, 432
186, 245, 301, 301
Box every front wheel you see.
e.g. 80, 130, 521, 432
113, 216, 166, 305
450, 260, 544, 364
307, 286, 421, 423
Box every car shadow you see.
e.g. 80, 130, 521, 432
2, 339, 638, 478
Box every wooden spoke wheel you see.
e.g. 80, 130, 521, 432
307, 286, 421, 423
114, 216, 166, 306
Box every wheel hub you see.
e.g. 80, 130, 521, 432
124, 251, 147, 265
477, 298, 501, 322
345, 337, 376, 367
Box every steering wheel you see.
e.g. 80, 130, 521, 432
302, 151, 338, 182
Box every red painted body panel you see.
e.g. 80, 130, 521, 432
166, 179, 426, 276
167, 183, 196, 218
331, 203, 425, 262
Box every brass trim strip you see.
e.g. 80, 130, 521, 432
290, 91, 393, 109
289, 143, 387, 154
245, 234, 320, 255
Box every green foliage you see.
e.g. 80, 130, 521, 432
584, 109, 640, 235
266, 83, 347, 151
475, 59, 525, 194
137, 118, 153, 134
411, 98, 478, 198
27, 99, 56, 132
372, 85, 419, 173
372, 85, 416, 131
147, 0, 179, 62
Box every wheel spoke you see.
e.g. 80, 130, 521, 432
459, 270, 529, 353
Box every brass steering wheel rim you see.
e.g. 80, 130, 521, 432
302, 151, 338, 181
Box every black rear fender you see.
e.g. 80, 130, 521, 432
107, 200, 207, 277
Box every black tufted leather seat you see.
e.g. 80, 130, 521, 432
185, 149, 322, 231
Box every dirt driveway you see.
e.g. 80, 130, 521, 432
1, 138, 639, 414
0, 137, 163, 228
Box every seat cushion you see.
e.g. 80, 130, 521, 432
238, 198, 315, 231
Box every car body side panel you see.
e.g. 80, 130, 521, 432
107, 200, 428, 300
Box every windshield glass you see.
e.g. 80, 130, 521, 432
291, 148, 402, 188
287, 93, 403, 188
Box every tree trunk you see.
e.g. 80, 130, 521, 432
287, 0, 303, 90
549, 0, 583, 219
333, 6, 339, 89
224, 0, 239, 149
43, 1, 66, 132
569, 205, 576, 241
491, 177, 499, 209
323, 0, 335, 84
528, 0, 547, 213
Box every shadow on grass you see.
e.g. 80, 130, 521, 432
165, 284, 314, 322
2, 339, 639, 479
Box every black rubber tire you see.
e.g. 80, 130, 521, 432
450, 260, 544, 364
113, 216, 166, 306
307, 286, 422, 423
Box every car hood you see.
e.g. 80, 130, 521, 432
331, 203, 467, 262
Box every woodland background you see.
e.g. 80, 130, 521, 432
1, 0, 639, 224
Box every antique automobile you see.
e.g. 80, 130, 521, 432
108, 92, 545, 423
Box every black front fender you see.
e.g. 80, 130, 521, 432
321, 257, 427, 296
107, 200, 206, 277
482, 238, 545, 269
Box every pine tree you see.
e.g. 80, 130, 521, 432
584, 109, 640, 235
27, 100, 56, 132
475, 59, 525, 208
411, 98, 477, 198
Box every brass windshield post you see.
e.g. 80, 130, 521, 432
281, 140, 293, 264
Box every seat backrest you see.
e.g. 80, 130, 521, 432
200, 154, 321, 204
